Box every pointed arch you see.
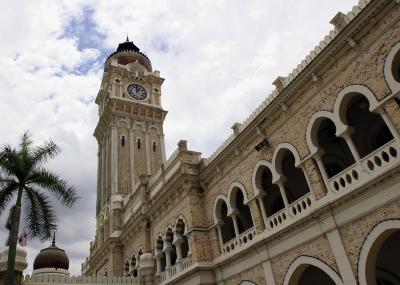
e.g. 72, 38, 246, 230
384, 42, 400, 93
252, 160, 274, 196
283, 256, 343, 285
358, 219, 400, 285
306, 111, 347, 155
272, 143, 302, 180
334, 85, 379, 125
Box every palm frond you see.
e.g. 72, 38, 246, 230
32, 140, 61, 166
24, 187, 57, 241
0, 146, 20, 179
28, 169, 79, 207
0, 179, 18, 215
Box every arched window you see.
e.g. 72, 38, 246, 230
231, 188, 253, 233
130, 255, 137, 277
258, 166, 285, 216
175, 219, 189, 259
165, 228, 177, 266
277, 150, 310, 203
137, 138, 141, 150
124, 260, 130, 276
152, 141, 157, 152
156, 237, 166, 272
346, 95, 393, 157
121, 136, 125, 147
317, 119, 355, 177
217, 200, 236, 243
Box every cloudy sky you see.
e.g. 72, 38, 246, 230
0, 0, 355, 275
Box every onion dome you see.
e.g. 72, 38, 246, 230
105, 36, 152, 71
33, 234, 69, 271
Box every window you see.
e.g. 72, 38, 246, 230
137, 138, 141, 150
121, 136, 125, 147
152, 141, 156, 152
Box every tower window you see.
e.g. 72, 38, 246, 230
121, 136, 125, 147
137, 138, 141, 150
152, 141, 157, 152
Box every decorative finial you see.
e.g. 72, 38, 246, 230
52, 231, 56, 246
126, 34, 129, 42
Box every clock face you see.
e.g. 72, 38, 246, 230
127, 84, 147, 100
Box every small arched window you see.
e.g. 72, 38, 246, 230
121, 136, 125, 147
152, 141, 157, 152
137, 138, 141, 150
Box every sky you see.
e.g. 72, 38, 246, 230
0, 0, 356, 276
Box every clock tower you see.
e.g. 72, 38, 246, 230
93, 38, 167, 234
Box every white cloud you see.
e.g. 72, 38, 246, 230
0, 0, 354, 275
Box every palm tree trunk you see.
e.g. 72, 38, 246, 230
5, 186, 23, 285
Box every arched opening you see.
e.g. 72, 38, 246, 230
156, 237, 166, 272
130, 255, 138, 277
176, 219, 189, 258
231, 188, 253, 233
295, 265, 336, 285
124, 260, 130, 276
165, 228, 177, 266
218, 200, 236, 243
392, 49, 400, 83
366, 230, 400, 285
316, 119, 355, 177
346, 94, 393, 158
257, 166, 284, 216
277, 150, 310, 203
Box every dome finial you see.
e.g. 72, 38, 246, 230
126, 34, 129, 42
52, 231, 56, 247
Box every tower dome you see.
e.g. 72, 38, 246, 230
105, 36, 152, 72
32, 234, 70, 276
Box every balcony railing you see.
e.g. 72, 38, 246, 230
327, 139, 400, 194
222, 227, 256, 254
159, 255, 192, 284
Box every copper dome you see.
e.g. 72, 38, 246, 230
33, 237, 69, 270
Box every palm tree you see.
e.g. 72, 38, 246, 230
0, 132, 79, 285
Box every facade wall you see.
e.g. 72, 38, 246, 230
83, 1, 400, 285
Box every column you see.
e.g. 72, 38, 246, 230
313, 153, 330, 189
300, 163, 316, 200
154, 252, 162, 275
144, 126, 152, 175
163, 239, 173, 270
229, 211, 240, 237
340, 130, 361, 162
160, 134, 166, 164
275, 179, 289, 208
185, 232, 192, 256
129, 129, 136, 188
379, 108, 400, 142
110, 126, 118, 193
172, 233, 184, 262
256, 196, 268, 226
216, 223, 224, 253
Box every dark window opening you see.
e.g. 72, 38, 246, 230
137, 138, 141, 150
234, 189, 253, 233
121, 136, 125, 147
317, 119, 355, 178
280, 150, 310, 203
220, 201, 236, 243
346, 95, 393, 157
260, 167, 285, 216
152, 141, 156, 152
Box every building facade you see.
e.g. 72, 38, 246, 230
83, 0, 400, 284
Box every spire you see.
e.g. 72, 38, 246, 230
52, 231, 56, 247
126, 34, 129, 42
